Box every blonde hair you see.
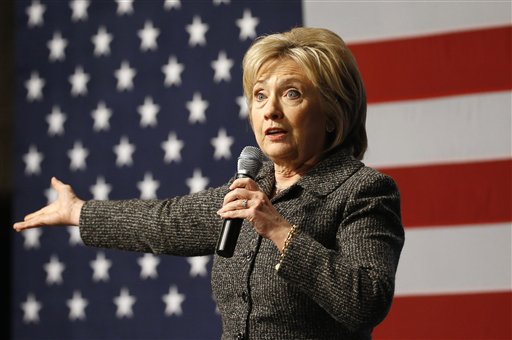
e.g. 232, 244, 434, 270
242, 27, 367, 160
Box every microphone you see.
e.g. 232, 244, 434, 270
216, 146, 265, 258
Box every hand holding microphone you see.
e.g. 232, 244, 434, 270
216, 146, 265, 258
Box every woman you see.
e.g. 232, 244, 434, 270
14, 27, 404, 339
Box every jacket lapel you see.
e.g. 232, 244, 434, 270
255, 148, 364, 198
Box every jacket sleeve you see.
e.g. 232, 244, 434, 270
276, 169, 404, 332
79, 185, 229, 257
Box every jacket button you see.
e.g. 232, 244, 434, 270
245, 251, 254, 261
241, 291, 248, 302
235, 332, 245, 340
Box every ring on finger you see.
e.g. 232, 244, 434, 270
241, 199, 248, 209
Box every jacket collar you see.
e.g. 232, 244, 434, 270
255, 148, 364, 198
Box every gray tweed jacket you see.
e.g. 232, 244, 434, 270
80, 148, 404, 339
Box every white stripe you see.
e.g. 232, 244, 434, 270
363, 91, 512, 168
395, 223, 512, 296
304, 1, 511, 43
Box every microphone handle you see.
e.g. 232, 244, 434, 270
216, 173, 251, 258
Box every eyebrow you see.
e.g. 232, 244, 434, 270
253, 76, 306, 88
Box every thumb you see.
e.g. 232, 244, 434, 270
51, 176, 67, 192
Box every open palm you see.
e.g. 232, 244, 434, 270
13, 177, 84, 231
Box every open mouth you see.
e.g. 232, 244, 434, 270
265, 128, 287, 135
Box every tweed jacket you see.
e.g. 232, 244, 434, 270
80, 148, 404, 339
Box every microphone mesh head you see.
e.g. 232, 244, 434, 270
237, 146, 265, 178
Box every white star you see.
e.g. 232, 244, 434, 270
236, 9, 259, 41
26, 0, 46, 27
211, 51, 234, 83
186, 16, 208, 47
67, 291, 88, 321
69, 66, 90, 96
90, 252, 112, 282
186, 92, 208, 124
162, 285, 185, 316
46, 106, 66, 136
236, 96, 249, 119
186, 168, 209, 194
23, 144, 44, 175
21, 294, 42, 324
22, 228, 42, 249
113, 136, 136, 167
68, 226, 83, 246
138, 96, 160, 128
91, 101, 113, 131
91, 26, 113, 57
116, 0, 134, 15
137, 253, 160, 279
25, 71, 45, 101
161, 56, 184, 87
115, 61, 136, 91
114, 288, 136, 319
213, 0, 230, 5
69, 0, 90, 22
164, 0, 181, 10
211, 128, 234, 160
161, 132, 184, 163
187, 256, 210, 277
137, 172, 160, 199
67, 141, 89, 171
47, 31, 68, 61
138, 21, 160, 52
90, 176, 112, 200
44, 255, 65, 285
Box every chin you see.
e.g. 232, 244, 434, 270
262, 146, 296, 162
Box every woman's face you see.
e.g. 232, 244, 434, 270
250, 58, 327, 168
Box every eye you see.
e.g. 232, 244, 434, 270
254, 92, 267, 102
285, 89, 300, 99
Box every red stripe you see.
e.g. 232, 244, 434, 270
349, 26, 512, 103
378, 159, 512, 228
374, 292, 512, 339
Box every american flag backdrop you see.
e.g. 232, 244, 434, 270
12, 0, 511, 339
14, 0, 301, 339
304, 2, 511, 339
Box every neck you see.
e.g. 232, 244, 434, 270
272, 161, 313, 192
270, 152, 324, 193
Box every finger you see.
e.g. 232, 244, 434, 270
216, 208, 247, 220
218, 198, 250, 214
13, 220, 36, 232
222, 188, 249, 205
229, 178, 249, 190
13, 222, 26, 232
52, 176, 72, 194
229, 178, 259, 191
23, 211, 39, 222
23, 205, 54, 221
51, 176, 64, 187
14, 214, 53, 231
51, 176, 62, 191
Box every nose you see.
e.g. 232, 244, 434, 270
263, 95, 283, 121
